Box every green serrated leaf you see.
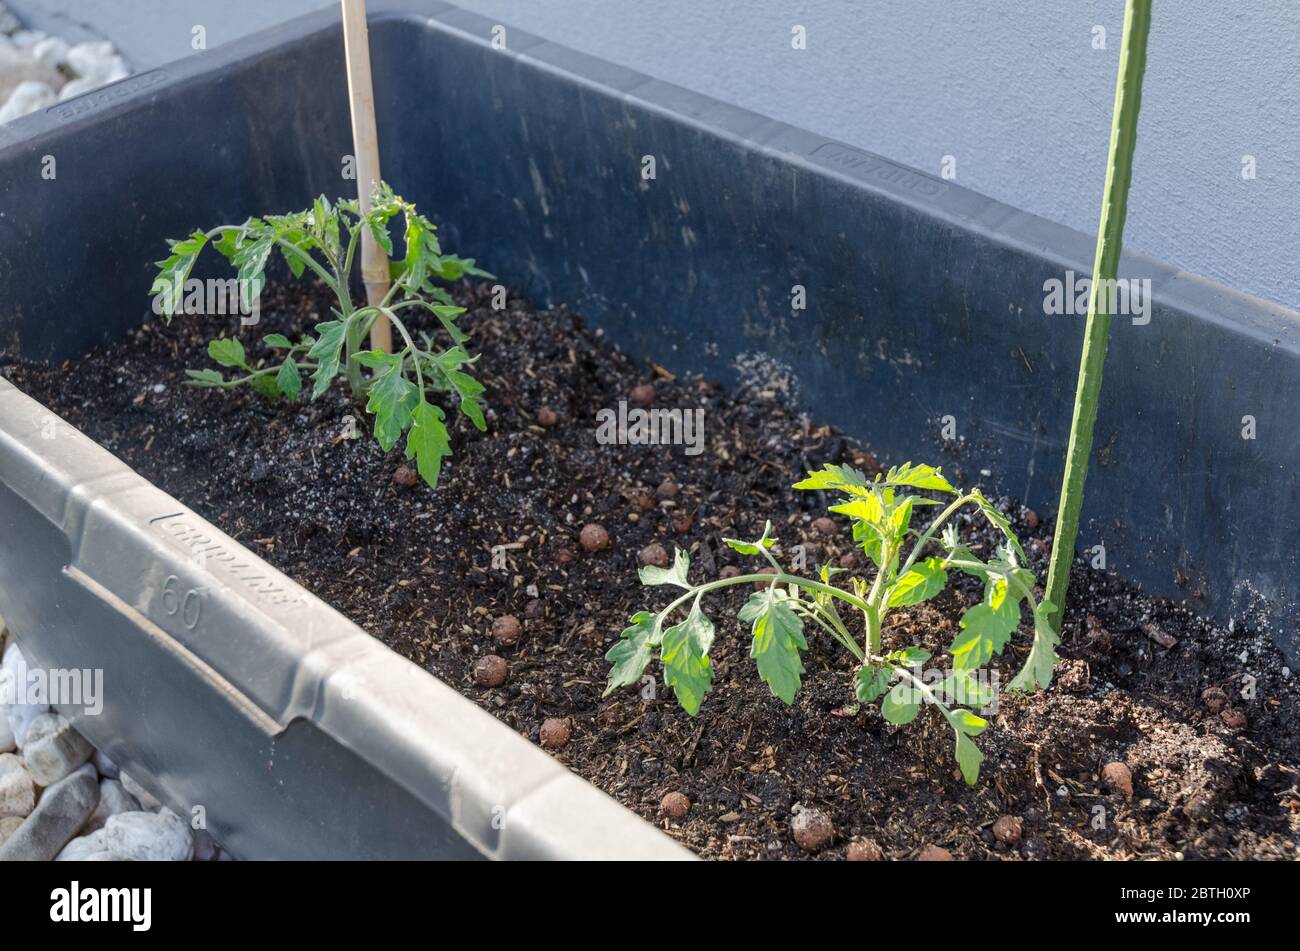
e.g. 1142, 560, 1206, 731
954, 730, 984, 785
311, 195, 339, 257
184, 368, 224, 387
207, 337, 246, 369
945, 708, 988, 784
250, 374, 280, 400
660, 609, 715, 715
232, 232, 273, 302
792, 463, 869, 492
722, 521, 775, 556
281, 241, 306, 279
1009, 600, 1061, 692
888, 496, 915, 543
400, 213, 429, 290
368, 217, 394, 256
263, 334, 293, 350
739, 592, 808, 704
639, 548, 691, 588
884, 462, 957, 494
276, 357, 302, 400
603, 611, 657, 697
828, 495, 884, 526
817, 562, 847, 584
211, 228, 241, 261
433, 348, 487, 431
950, 601, 1020, 671
852, 518, 886, 567
887, 557, 948, 607
881, 682, 921, 724
948, 707, 988, 736
307, 319, 347, 399
972, 490, 1027, 562
855, 664, 892, 704
353, 349, 395, 369
404, 400, 451, 489
366, 356, 419, 451
939, 670, 994, 707
887, 646, 932, 667
432, 304, 469, 344
151, 230, 209, 322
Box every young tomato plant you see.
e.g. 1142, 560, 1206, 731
149, 182, 490, 489
603, 462, 1060, 783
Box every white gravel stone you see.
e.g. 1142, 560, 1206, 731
101, 57, 129, 84
119, 770, 162, 811
3, 701, 44, 748
9, 30, 44, 49
1, 640, 49, 746
56, 75, 97, 100
21, 711, 93, 786
0, 78, 55, 121
65, 40, 118, 82
0, 43, 62, 100
92, 749, 119, 779
0, 815, 22, 846
0, 707, 13, 754
30, 36, 68, 69
84, 778, 139, 833
0, 752, 35, 818
0, 768, 99, 860
104, 807, 193, 862
56, 827, 108, 861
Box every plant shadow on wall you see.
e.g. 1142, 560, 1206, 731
605, 462, 1059, 785
151, 182, 491, 489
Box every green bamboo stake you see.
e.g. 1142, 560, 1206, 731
1044, 0, 1152, 631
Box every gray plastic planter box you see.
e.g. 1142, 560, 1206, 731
1, 0, 1297, 857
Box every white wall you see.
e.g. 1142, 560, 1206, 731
454, 0, 1298, 311
15, 0, 1297, 309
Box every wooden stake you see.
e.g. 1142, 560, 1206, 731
341, 0, 392, 352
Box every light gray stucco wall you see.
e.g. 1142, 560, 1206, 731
11, 0, 1297, 310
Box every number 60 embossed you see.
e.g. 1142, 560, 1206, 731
160, 575, 203, 630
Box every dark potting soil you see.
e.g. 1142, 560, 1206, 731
8, 281, 1298, 861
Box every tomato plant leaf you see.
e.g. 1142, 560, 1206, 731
887, 557, 948, 607
881, 682, 921, 724
184, 368, 224, 387
855, 664, 892, 704
739, 592, 808, 704
639, 548, 691, 588
150, 230, 209, 322
207, 337, 247, 369
1009, 600, 1061, 692
405, 400, 451, 489
307, 319, 347, 399
275, 356, 302, 400
723, 521, 775, 556
603, 611, 658, 697
883, 462, 957, 494
951, 602, 1020, 671
365, 354, 419, 451
660, 609, 715, 716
